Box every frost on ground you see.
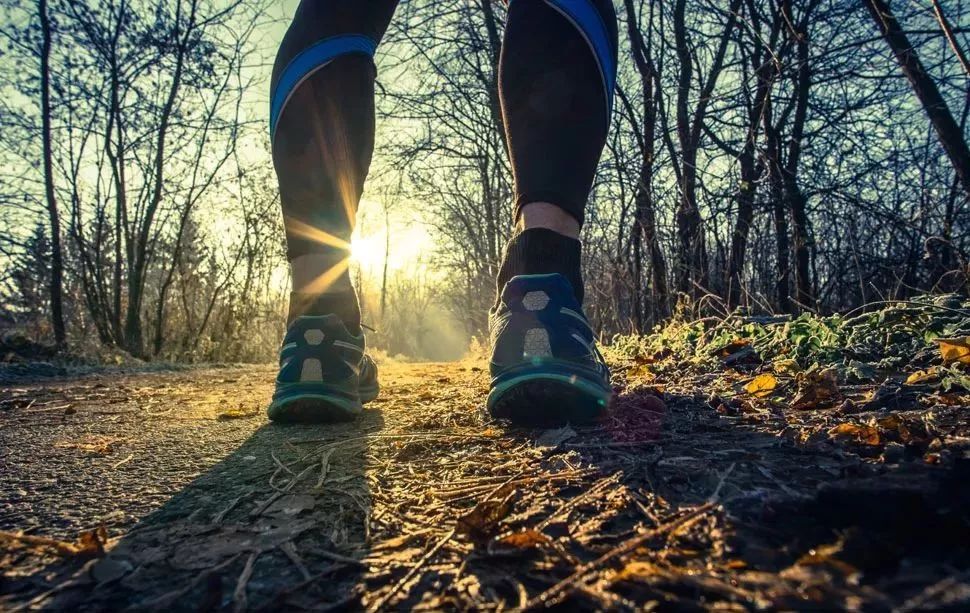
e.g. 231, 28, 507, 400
1, 296, 969, 611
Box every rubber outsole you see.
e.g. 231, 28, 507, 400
268, 393, 362, 423
487, 373, 612, 427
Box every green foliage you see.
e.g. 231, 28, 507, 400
610, 294, 970, 376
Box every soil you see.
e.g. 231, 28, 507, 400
1, 358, 968, 611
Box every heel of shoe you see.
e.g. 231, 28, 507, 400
487, 371, 612, 427
268, 387, 362, 423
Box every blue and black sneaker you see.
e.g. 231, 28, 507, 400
268, 314, 379, 423
487, 273, 612, 426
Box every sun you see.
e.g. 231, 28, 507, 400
350, 236, 381, 268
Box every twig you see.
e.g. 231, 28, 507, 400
213, 489, 255, 524
302, 546, 366, 567
128, 554, 241, 611
365, 528, 456, 613
537, 472, 622, 530
842, 299, 969, 320
279, 541, 312, 581
233, 552, 258, 612
707, 462, 736, 503
0, 531, 85, 556
314, 447, 336, 488
440, 469, 596, 504
523, 503, 716, 609
111, 454, 134, 469
251, 461, 317, 517
251, 564, 347, 612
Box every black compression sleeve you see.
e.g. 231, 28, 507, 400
498, 0, 618, 226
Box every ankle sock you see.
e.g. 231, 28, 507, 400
495, 228, 584, 306
288, 290, 361, 335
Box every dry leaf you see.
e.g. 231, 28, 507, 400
744, 373, 778, 397
828, 423, 880, 446
91, 556, 133, 583
217, 404, 258, 420
456, 486, 516, 541
0, 528, 107, 557
772, 359, 801, 375
795, 538, 858, 576
615, 561, 664, 581
263, 494, 316, 517
487, 529, 551, 555
535, 425, 576, 449
937, 337, 970, 365
55, 437, 118, 455
905, 369, 936, 385
791, 368, 841, 410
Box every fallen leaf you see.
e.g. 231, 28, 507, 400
263, 494, 316, 517
794, 537, 858, 576
615, 561, 664, 581
937, 337, 970, 364
744, 373, 778, 398
76, 527, 109, 557
54, 437, 118, 455
91, 556, 133, 583
456, 485, 516, 541
0, 527, 107, 557
935, 392, 969, 406
905, 368, 940, 385
535, 425, 576, 449
719, 339, 751, 356
828, 423, 880, 446
487, 529, 551, 555
845, 360, 877, 382
217, 406, 258, 420
861, 382, 920, 411
772, 359, 801, 376
791, 368, 841, 410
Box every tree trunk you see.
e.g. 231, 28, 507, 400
783, 0, 815, 310
124, 0, 194, 357
39, 0, 67, 348
622, 0, 669, 324
728, 0, 780, 309
764, 99, 791, 313
672, 0, 741, 297
864, 0, 970, 199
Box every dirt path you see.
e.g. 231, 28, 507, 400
1, 360, 968, 611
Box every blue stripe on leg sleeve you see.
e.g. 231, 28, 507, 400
270, 34, 377, 139
541, 0, 617, 129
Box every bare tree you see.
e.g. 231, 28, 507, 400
865, 0, 970, 200
38, 0, 67, 346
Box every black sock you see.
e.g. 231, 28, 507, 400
288, 290, 361, 335
495, 228, 584, 306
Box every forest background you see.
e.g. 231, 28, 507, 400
0, 0, 967, 363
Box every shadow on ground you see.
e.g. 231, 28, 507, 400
2, 388, 383, 611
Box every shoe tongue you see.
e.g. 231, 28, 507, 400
500, 274, 579, 310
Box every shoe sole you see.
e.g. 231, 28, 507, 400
487, 372, 612, 427
268, 381, 379, 424
268, 393, 362, 423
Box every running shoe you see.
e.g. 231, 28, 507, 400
487, 273, 612, 426
268, 314, 378, 423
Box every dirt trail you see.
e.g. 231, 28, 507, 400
1, 360, 968, 611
